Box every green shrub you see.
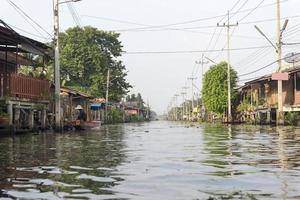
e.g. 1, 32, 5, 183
107, 107, 124, 123
284, 112, 300, 126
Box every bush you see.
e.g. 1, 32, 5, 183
107, 108, 124, 124
284, 112, 300, 126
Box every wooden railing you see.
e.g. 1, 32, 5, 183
0, 73, 50, 100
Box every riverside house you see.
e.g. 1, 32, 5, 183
0, 20, 52, 133
59, 87, 93, 125
238, 63, 300, 124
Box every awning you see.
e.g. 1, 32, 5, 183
91, 103, 105, 110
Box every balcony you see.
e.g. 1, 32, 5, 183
0, 73, 50, 101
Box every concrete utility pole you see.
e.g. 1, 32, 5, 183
276, 0, 284, 125
217, 11, 238, 122
182, 86, 189, 120
196, 54, 209, 93
53, 0, 61, 130
53, 0, 81, 130
181, 91, 186, 120
188, 77, 197, 112
105, 69, 110, 122
174, 94, 179, 121
254, 1, 287, 125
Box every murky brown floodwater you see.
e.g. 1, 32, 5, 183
0, 121, 300, 200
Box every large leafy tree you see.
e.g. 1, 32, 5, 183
59, 26, 131, 101
202, 62, 238, 114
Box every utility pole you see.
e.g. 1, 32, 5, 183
53, 0, 61, 130
276, 0, 284, 125
146, 99, 150, 120
217, 11, 238, 122
181, 91, 186, 120
188, 77, 197, 114
53, 0, 81, 130
174, 94, 179, 121
105, 69, 110, 123
182, 86, 189, 121
254, 1, 287, 125
196, 54, 209, 95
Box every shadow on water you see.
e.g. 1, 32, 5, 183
0, 121, 300, 199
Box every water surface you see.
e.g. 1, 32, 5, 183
0, 121, 300, 199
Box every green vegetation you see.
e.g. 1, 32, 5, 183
237, 99, 251, 113
125, 93, 145, 109
106, 107, 124, 124
284, 112, 300, 126
59, 26, 131, 101
202, 62, 238, 115
19, 26, 132, 102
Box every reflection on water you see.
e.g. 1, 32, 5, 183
0, 121, 300, 199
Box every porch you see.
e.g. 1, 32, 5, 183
0, 73, 50, 100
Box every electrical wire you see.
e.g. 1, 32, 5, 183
67, 2, 81, 27
107, 0, 289, 32
7, 23, 48, 40
238, 0, 265, 22
229, 0, 249, 20
238, 52, 299, 77
6, 0, 52, 38
6, 1, 46, 39
123, 45, 272, 55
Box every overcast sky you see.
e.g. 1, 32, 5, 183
1, 0, 299, 114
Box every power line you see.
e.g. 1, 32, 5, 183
238, 52, 299, 77
205, 0, 244, 54
132, 14, 300, 32
229, 0, 249, 20
7, 23, 48, 40
123, 45, 272, 55
6, 1, 45, 39
238, 0, 265, 22
107, 0, 290, 32
67, 2, 82, 27
6, 0, 52, 38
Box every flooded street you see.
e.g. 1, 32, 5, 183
0, 121, 300, 200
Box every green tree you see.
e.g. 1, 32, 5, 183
125, 93, 145, 109
59, 26, 131, 101
136, 93, 145, 109
202, 62, 238, 115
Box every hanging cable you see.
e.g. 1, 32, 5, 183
6, 0, 52, 38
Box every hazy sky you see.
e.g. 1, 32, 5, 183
1, 0, 299, 114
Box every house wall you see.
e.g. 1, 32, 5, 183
282, 77, 294, 106
293, 73, 300, 105
266, 81, 278, 107
245, 77, 296, 109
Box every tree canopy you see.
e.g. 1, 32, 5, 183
59, 26, 131, 101
125, 93, 145, 109
202, 62, 238, 114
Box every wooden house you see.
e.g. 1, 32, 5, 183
59, 87, 93, 125
0, 21, 52, 133
239, 64, 300, 124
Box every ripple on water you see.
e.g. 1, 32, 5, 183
1, 122, 300, 200
76, 174, 116, 183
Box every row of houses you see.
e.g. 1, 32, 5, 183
238, 62, 300, 124
0, 21, 150, 134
